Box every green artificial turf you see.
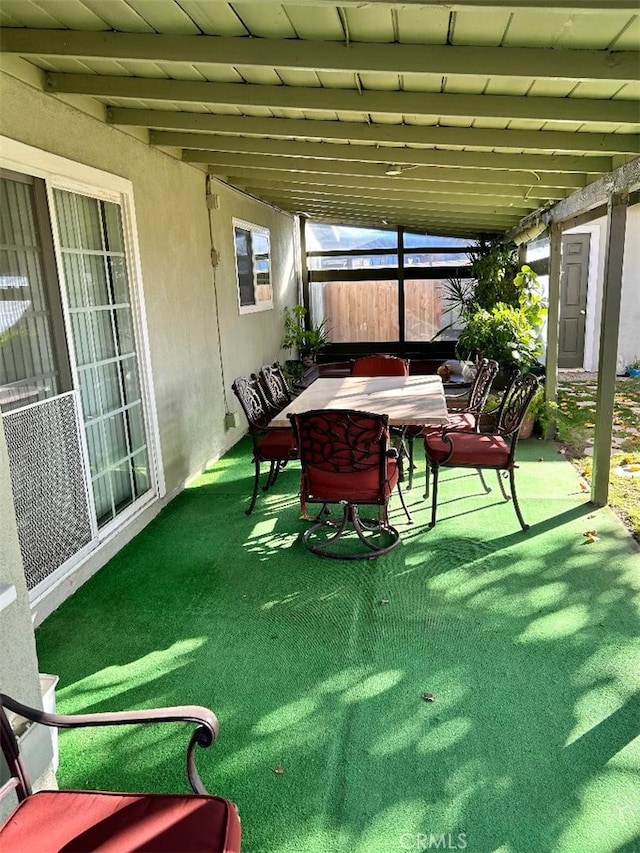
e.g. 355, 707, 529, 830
36, 438, 640, 853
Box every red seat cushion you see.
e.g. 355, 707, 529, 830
305, 458, 399, 502
0, 790, 241, 853
424, 431, 511, 466
255, 428, 296, 461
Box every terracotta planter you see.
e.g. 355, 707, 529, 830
518, 414, 535, 439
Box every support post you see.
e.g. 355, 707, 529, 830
298, 215, 310, 323
398, 225, 405, 349
591, 192, 628, 506
544, 222, 562, 436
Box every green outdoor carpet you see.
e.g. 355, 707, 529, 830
36, 438, 640, 853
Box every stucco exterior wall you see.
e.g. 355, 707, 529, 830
618, 205, 640, 371
0, 69, 297, 620
0, 419, 57, 818
0, 422, 41, 705
0, 69, 296, 494
209, 185, 299, 448
564, 203, 639, 373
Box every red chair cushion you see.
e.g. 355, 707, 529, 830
0, 790, 241, 853
424, 431, 511, 466
255, 428, 296, 461
305, 458, 399, 502
351, 356, 408, 377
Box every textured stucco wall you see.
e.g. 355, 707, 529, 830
0, 69, 297, 620
0, 419, 56, 817
209, 187, 299, 448
0, 69, 296, 495
618, 205, 640, 371
566, 204, 639, 372
0, 422, 41, 705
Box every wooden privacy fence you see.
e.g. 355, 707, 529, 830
314, 279, 447, 343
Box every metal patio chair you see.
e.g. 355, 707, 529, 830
256, 362, 295, 412
0, 693, 241, 852
350, 354, 409, 377
232, 375, 297, 514
423, 371, 540, 530
288, 409, 412, 559
349, 354, 419, 487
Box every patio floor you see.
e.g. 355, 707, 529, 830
36, 438, 640, 853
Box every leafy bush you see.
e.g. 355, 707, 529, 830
457, 264, 547, 370
468, 241, 521, 310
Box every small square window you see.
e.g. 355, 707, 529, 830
233, 219, 273, 314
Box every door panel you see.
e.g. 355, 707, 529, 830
559, 233, 590, 368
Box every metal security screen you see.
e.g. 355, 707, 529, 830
3, 392, 94, 590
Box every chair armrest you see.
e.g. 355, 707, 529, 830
0, 693, 218, 796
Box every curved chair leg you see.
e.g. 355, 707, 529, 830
407, 434, 416, 490
429, 465, 439, 528
246, 459, 262, 515
424, 459, 430, 499
396, 482, 413, 524
509, 468, 529, 530
477, 468, 491, 494
497, 470, 510, 501
262, 460, 276, 492
302, 504, 400, 559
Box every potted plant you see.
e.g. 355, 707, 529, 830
627, 359, 640, 379
282, 304, 330, 368
456, 264, 547, 376
519, 387, 558, 439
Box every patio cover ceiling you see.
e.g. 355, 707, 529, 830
1, 0, 639, 238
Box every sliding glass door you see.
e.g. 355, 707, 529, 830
53, 189, 150, 527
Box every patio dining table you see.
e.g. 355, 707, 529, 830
269, 374, 449, 428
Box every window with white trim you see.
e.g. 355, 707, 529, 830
233, 219, 272, 314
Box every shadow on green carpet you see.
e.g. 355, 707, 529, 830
36, 437, 640, 853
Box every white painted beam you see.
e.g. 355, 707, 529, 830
109, 109, 640, 156
151, 130, 610, 176
220, 170, 559, 200
211, 1, 640, 8
190, 151, 585, 191
543, 156, 640, 222
3, 29, 637, 83
235, 185, 535, 215
47, 74, 638, 125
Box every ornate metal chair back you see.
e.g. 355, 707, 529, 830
289, 409, 391, 503
231, 375, 273, 431
351, 355, 409, 377
466, 358, 500, 414
495, 371, 540, 439
257, 363, 292, 411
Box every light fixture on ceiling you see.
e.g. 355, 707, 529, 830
385, 164, 404, 177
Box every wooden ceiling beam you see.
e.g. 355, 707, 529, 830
257, 203, 517, 229
544, 156, 640, 222
226, 180, 544, 212
151, 130, 611, 176
219, 170, 562, 200
109, 109, 640, 155
47, 74, 638, 125
242, 190, 531, 222
3, 29, 637, 83
204, 1, 639, 9
182, 150, 587, 189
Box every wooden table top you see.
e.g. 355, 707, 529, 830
270, 375, 449, 428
